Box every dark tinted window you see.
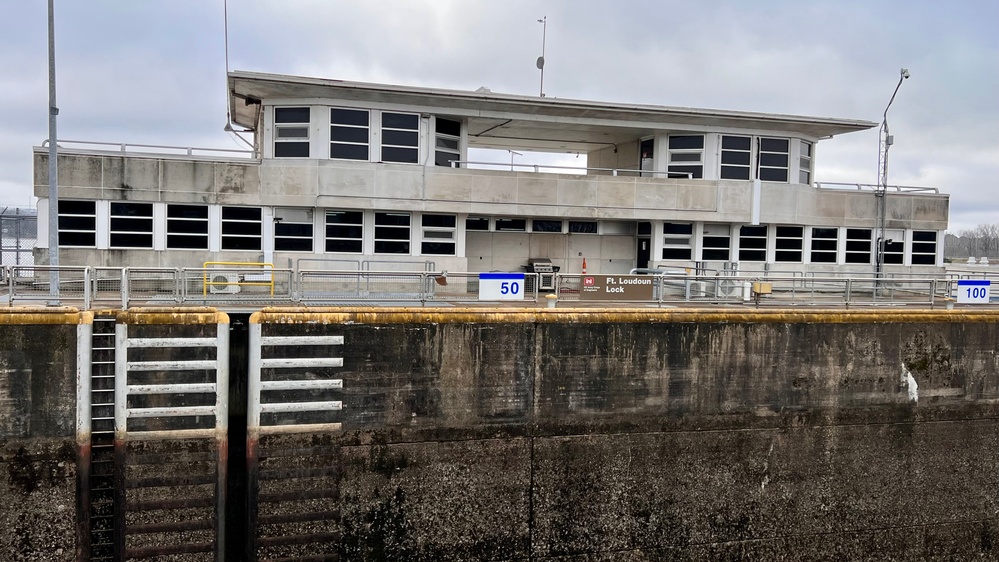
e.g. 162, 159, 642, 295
668, 135, 704, 150
375, 213, 410, 226
722, 136, 751, 150
758, 168, 788, 182
532, 220, 562, 232
330, 109, 368, 126
382, 112, 418, 129
466, 217, 489, 231
330, 127, 369, 143
495, 219, 526, 231
58, 200, 95, 214
760, 138, 789, 152
330, 144, 369, 160
223, 207, 261, 221
382, 147, 418, 163
422, 214, 456, 228
663, 223, 693, 235
168, 205, 208, 219
382, 130, 418, 146
274, 142, 310, 158
275, 107, 310, 123
436, 117, 461, 136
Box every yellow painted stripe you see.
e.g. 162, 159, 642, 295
116, 307, 229, 325
0, 307, 92, 325
250, 307, 999, 325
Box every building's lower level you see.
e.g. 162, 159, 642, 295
33, 150, 948, 276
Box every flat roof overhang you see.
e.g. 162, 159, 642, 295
229, 71, 876, 153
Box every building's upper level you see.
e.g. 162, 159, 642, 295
228, 70, 876, 183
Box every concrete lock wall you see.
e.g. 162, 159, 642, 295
5, 307, 999, 560
0, 308, 87, 561
249, 309, 999, 561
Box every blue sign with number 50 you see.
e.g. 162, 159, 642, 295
479, 273, 525, 300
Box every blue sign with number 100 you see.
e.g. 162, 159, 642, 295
957, 280, 991, 304
479, 273, 525, 301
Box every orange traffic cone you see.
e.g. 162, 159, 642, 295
582, 257, 587, 274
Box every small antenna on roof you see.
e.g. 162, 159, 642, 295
537, 16, 546, 97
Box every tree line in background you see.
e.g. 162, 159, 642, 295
945, 224, 999, 260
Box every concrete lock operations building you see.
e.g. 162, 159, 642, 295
32, 70, 947, 277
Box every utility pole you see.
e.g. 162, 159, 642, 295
48, 0, 60, 300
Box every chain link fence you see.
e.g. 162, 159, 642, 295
1, 207, 36, 267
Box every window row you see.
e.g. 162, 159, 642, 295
274, 106, 462, 167
465, 217, 601, 234
661, 223, 937, 265
56, 201, 458, 255
655, 135, 812, 183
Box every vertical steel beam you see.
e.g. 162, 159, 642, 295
75, 319, 93, 562
215, 320, 230, 562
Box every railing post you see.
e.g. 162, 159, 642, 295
845, 278, 852, 306
172, 268, 181, 303
83, 267, 91, 310
121, 268, 129, 309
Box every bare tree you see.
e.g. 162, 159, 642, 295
946, 224, 999, 260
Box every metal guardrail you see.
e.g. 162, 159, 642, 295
453, 160, 694, 179
3, 265, 996, 308
814, 181, 940, 194
41, 138, 254, 159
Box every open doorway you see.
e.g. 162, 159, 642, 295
637, 221, 652, 269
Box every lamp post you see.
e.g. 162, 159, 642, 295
537, 16, 546, 97
874, 67, 910, 277
48, 0, 60, 300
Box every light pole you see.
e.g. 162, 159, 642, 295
48, 0, 60, 300
874, 67, 910, 277
537, 16, 546, 97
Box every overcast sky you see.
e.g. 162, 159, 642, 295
2, 1, 996, 232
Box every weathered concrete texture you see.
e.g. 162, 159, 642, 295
531, 422, 999, 558
337, 437, 531, 561
0, 439, 76, 561
255, 317, 999, 560
0, 323, 77, 438
0, 322, 78, 561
